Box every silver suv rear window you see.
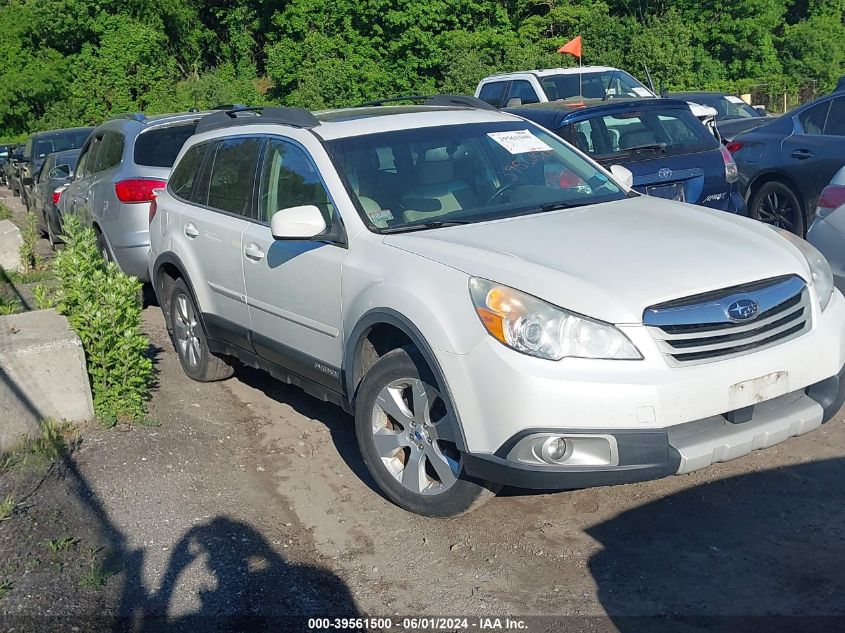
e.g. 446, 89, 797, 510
134, 123, 198, 168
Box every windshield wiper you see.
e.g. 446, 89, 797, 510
380, 220, 471, 234
621, 143, 667, 154
538, 201, 588, 212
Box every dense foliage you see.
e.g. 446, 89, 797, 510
0, 0, 842, 140
55, 215, 153, 425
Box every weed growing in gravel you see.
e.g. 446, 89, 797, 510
18, 212, 40, 272
0, 580, 11, 599
55, 215, 153, 425
5, 268, 54, 284
0, 420, 68, 474
44, 537, 78, 553
31, 283, 54, 310
80, 548, 113, 591
0, 202, 12, 221
0, 494, 15, 520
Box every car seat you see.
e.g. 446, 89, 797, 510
401, 147, 476, 222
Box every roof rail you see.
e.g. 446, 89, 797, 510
194, 106, 320, 134
111, 112, 147, 122
354, 94, 496, 111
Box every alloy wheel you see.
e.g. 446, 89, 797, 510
371, 377, 461, 495
757, 189, 798, 232
173, 293, 201, 368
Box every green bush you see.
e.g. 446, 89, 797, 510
54, 216, 153, 425
19, 212, 40, 272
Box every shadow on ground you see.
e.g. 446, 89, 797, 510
588, 457, 845, 632
230, 365, 382, 497
0, 364, 359, 633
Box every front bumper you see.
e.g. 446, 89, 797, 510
463, 362, 845, 489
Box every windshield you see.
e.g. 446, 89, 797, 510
562, 107, 719, 163
712, 95, 760, 120
34, 130, 91, 158
325, 121, 626, 233
539, 71, 653, 101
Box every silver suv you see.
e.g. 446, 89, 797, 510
61, 112, 205, 282
149, 103, 845, 517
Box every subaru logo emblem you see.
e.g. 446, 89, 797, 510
658, 168, 672, 179
727, 298, 759, 322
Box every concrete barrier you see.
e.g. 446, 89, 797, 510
0, 309, 93, 451
0, 219, 23, 273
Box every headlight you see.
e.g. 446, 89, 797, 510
468, 277, 642, 361
771, 226, 834, 310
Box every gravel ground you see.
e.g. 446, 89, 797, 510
2, 187, 845, 632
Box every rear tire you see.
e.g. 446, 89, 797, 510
168, 277, 234, 382
750, 181, 805, 236
354, 346, 499, 517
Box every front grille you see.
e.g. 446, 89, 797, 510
643, 276, 811, 366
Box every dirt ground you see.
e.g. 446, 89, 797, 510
2, 186, 845, 632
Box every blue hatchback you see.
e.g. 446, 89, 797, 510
506, 98, 747, 214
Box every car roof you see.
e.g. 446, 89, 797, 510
505, 97, 693, 128
192, 105, 522, 142
484, 66, 620, 80
33, 126, 94, 138
671, 91, 726, 99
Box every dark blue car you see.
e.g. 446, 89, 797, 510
506, 98, 746, 214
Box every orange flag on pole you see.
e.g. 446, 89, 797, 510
558, 35, 582, 58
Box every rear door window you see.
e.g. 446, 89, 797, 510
75, 136, 102, 179
134, 123, 199, 168
565, 108, 719, 162
797, 101, 831, 135
823, 97, 845, 136
94, 132, 125, 172
204, 137, 262, 217
478, 82, 506, 107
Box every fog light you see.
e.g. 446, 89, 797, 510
540, 437, 568, 463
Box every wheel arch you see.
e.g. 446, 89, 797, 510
151, 252, 207, 335
344, 308, 468, 451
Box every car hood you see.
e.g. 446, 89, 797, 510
383, 197, 810, 324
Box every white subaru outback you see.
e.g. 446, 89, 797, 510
149, 99, 845, 517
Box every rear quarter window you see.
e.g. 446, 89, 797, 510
168, 143, 209, 202
134, 123, 198, 168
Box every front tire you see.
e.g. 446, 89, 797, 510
168, 277, 234, 382
354, 347, 499, 517
750, 181, 805, 236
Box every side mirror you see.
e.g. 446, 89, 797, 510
753, 105, 767, 115
10, 152, 23, 162
505, 97, 523, 107
270, 205, 327, 240
609, 164, 634, 189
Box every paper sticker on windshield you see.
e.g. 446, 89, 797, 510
725, 95, 745, 104
368, 209, 393, 223
632, 87, 653, 97
487, 130, 552, 154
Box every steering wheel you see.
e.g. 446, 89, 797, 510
486, 183, 522, 205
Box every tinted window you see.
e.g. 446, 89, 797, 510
205, 137, 261, 217
798, 101, 830, 135
94, 132, 125, 172
824, 97, 845, 136
75, 137, 101, 179
259, 139, 333, 224
169, 143, 209, 202
507, 80, 540, 106
541, 70, 652, 101
478, 82, 506, 107
37, 156, 54, 183
23, 137, 33, 159
134, 123, 198, 168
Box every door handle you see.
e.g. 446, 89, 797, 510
244, 243, 265, 261
184, 223, 199, 238
791, 149, 814, 160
